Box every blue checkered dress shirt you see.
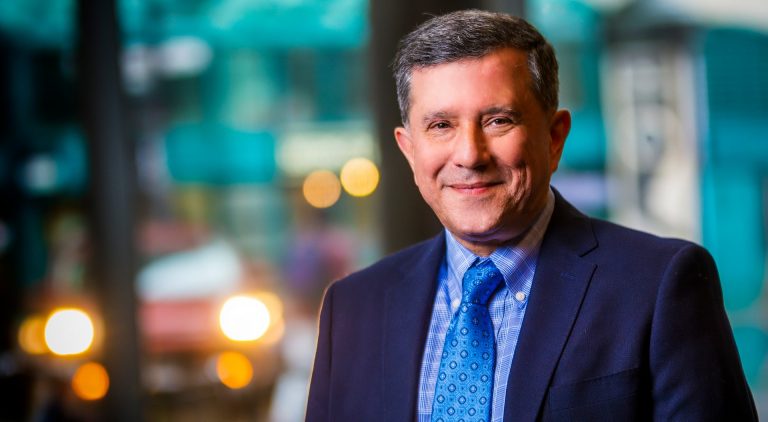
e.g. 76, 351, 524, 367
417, 189, 555, 422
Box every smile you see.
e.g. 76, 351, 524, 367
448, 182, 502, 195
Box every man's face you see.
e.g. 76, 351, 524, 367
394, 48, 570, 256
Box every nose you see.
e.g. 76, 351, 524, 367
453, 124, 490, 169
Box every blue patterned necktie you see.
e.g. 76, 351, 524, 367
432, 259, 503, 422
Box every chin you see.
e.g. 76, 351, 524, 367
450, 221, 503, 241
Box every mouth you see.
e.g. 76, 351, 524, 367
448, 181, 502, 195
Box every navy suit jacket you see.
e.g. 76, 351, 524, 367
306, 193, 757, 421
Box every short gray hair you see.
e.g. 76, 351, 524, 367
392, 9, 559, 124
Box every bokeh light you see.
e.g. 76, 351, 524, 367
259, 316, 286, 346
254, 291, 283, 323
302, 170, 341, 208
18, 315, 47, 355
253, 291, 285, 346
44, 308, 94, 356
340, 157, 380, 197
216, 351, 253, 389
71, 362, 110, 400
219, 295, 271, 342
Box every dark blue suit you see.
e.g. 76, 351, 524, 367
306, 192, 756, 421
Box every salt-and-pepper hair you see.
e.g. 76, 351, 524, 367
392, 9, 559, 125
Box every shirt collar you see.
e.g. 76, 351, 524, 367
444, 188, 555, 293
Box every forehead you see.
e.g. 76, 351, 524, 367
407, 48, 534, 115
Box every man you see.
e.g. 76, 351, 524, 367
306, 9, 756, 421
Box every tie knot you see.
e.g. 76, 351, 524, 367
462, 259, 503, 305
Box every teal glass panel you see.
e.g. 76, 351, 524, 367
732, 325, 768, 385
119, 0, 368, 48
701, 29, 768, 311
702, 167, 764, 310
0, 0, 75, 47
165, 123, 277, 184
528, 0, 606, 170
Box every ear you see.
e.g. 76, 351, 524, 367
548, 109, 571, 173
394, 126, 415, 171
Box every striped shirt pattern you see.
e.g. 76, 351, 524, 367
417, 189, 555, 422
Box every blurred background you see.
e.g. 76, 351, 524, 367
0, 0, 766, 420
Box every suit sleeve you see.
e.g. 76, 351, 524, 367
305, 283, 335, 422
650, 243, 757, 420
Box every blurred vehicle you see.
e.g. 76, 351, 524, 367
16, 237, 285, 420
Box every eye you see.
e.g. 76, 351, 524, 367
429, 121, 451, 130
483, 115, 517, 133
488, 117, 512, 126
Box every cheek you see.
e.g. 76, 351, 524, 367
513, 137, 551, 172
491, 141, 528, 170
412, 148, 445, 181
410, 159, 434, 191
494, 143, 548, 192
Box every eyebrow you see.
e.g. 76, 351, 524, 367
480, 106, 522, 120
420, 111, 455, 126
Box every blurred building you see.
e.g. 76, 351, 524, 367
0, 0, 766, 420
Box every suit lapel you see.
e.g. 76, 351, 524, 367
503, 194, 598, 421
382, 233, 446, 421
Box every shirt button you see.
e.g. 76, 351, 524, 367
515, 291, 527, 302
451, 298, 461, 311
